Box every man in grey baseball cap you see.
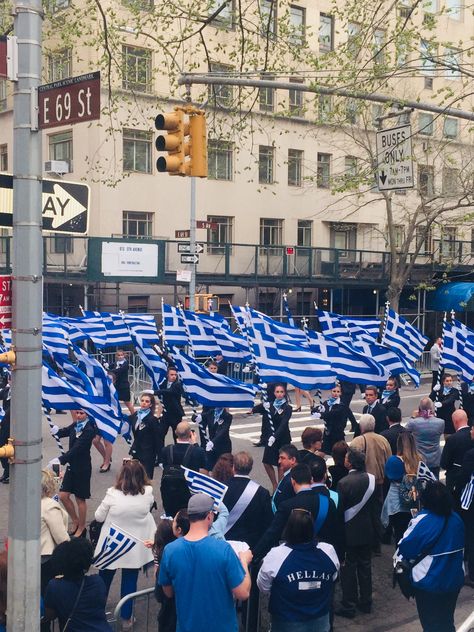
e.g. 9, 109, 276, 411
159, 492, 253, 632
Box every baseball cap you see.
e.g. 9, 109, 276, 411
187, 493, 214, 516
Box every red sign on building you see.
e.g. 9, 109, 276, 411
0, 37, 6, 79
0, 275, 12, 329
38, 71, 101, 130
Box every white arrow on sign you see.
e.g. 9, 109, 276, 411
180, 253, 199, 264
43, 184, 87, 228
177, 243, 204, 254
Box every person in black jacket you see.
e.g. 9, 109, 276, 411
312, 384, 350, 455
380, 407, 406, 455
109, 350, 134, 416
253, 384, 292, 490
361, 385, 388, 435
440, 409, 473, 494
155, 367, 185, 445
252, 464, 343, 561
379, 377, 401, 409
204, 408, 232, 470
429, 373, 460, 436
55, 409, 96, 538
457, 432, 474, 585
0, 377, 11, 483
460, 380, 474, 426
129, 393, 162, 479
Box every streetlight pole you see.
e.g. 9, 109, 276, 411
8, 0, 43, 629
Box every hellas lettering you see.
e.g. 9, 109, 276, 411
286, 570, 331, 582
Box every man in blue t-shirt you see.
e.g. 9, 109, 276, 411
159, 493, 253, 632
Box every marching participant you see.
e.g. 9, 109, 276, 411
312, 384, 350, 455
128, 392, 162, 479
429, 373, 460, 436
379, 377, 400, 409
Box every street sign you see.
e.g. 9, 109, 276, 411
286, 247, 295, 255
0, 173, 89, 234
38, 71, 101, 130
177, 242, 204, 254
176, 269, 192, 283
175, 230, 191, 239
0, 275, 12, 329
0, 37, 6, 79
196, 220, 217, 230
180, 253, 199, 264
376, 124, 414, 191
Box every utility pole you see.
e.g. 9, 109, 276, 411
8, 0, 43, 629
189, 177, 196, 312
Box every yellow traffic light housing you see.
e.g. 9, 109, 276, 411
189, 112, 207, 178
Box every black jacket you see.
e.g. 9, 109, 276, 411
252, 402, 292, 447
223, 476, 273, 548
362, 402, 388, 434
272, 470, 295, 512
440, 426, 474, 493
458, 446, 474, 514
460, 383, 474, 424
336, 470, 382, 547
57, 419, 96, 472
429, 387, 459, 434
110, 359, 130, 390
380, 423, 407, 455
156, 379, 185, 421
379, 390, 400, 409
129, 410, 162, 475
320, 401, 349, 442
206, 409, 233, 456
253, 487, 344, 560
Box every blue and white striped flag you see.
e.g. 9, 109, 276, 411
382, 308, 428, 364
199, 313, 250, 363
442, 320, 474, 382
83, 311, 132, 347
162, 304, 190, 347
248, 310, 336, 390
181, 467, 228, 503
63, 316, 108, 348
123, 313, 159, 345
251, 309, 308, 345
317, 310, 380, 345
181, 310, 222, 357
417, 460, 437, 484
130, 332, 167, 390
93, 524, 137, 570
352, 338, 421, 387
282, 295, 295, 328
343, 317, 381, 342
171, 350, 257, 408
42, 314, 71, 358
461, 474, 474, 510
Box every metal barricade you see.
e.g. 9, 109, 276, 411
111, 587, 156, 631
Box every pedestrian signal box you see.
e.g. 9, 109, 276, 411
184, 294, 219, 313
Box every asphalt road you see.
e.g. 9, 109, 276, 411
0, 378, 472, 631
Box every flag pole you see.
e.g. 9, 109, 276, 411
450, 309, 463, 410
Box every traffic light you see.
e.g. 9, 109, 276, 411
189, 112, 207, 178
155, 109, 189, 176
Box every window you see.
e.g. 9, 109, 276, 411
128, 296, 149, 312
330, 223, 357, 256
123, 129, 152, 173
208, 63, 233, 107
258, 292, 276, 315
49, 131, 72, 166
52, 235, 73, 254
47, 48, 72, 82
289, 78, 304, 116
317, 153, 331, 188
347, 22, 362, 57
346, 98, 359, 124
344, 156, 357, 177
445, 0, 462, 19
259, 218, 283, 253
288, 149, 303, 186
297, 220, 312, 247
259, 145, 275, 184
441, 226, 457, 257
122, 45, 152, 93
445, 47, 461, 79
122, 211, 153, 238
419, 112, 434, 135
396, 38, 409, 67
207, 215, 234, 254
0, 145, 7, 171
289, 5, 305, 44
0, 80, 7, 111
373, 29, 386, 66
209, 0, 234, 27
393, 225, 405, 250
443, 117, 458, 139
372, 104, 384, 127
418, 165, 434, 197
260, 0, 277, 36
259, 75, 275, 112
420, 39, 436, 76
319, 14, 334, 52
208, 140, 233, 180
318, 95, 332, 123
442, 167, 460, 196
52, 0, 70, 11
416, 226, 433, 255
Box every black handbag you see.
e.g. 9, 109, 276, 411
393, 516, 448, 599
88, 519, 103, 548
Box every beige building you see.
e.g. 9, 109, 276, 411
0, 0, 473, 319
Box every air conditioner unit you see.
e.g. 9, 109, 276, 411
44, 160, 70, 175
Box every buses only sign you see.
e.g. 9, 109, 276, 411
376, 124, 414, 191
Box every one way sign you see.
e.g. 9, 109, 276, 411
0, 173, 89, 234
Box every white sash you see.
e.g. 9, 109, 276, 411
225, 480, 260, 533
344, 473, 376, 523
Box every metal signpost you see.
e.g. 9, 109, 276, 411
376, 124, 414, 191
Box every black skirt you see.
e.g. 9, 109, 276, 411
60, 465, 91, 499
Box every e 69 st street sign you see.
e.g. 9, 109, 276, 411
376, 124, 414, 191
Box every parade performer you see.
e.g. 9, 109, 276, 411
312, 384, 350, 455
128, 392, 162, 479
429, 373, 460, 436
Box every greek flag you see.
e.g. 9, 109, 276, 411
172, 350, 257, 408
461, 474, 474, 510
71, 345, 121, 413
248, 310, 336, 390
130, 332, 167, 390
317, 310, 378, 344
181, 310, 222, 357
353, 338, 421, 386
41, 363, 123, 442
162, 304, 190, 347
63, 316, 108, 348
382, 308, 428, 363
251, 309, 308, 345
181, 466, 228, 503
123, 313, 159, 345
416, 460, 437, 484
307, 330, 389, 385
93, 524, 137, 570
42, 314, 71, 358
343, 317, 381, 342
83, 311, 132, 346
200, 311, 232, 331
195, 313, 250, 362
442, 320, 474, 382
